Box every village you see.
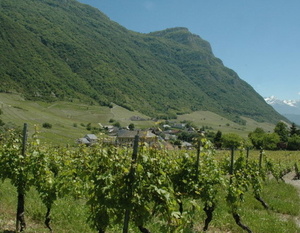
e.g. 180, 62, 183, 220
76, 118, 202, 150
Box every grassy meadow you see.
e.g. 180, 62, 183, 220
0, 93, 152, 145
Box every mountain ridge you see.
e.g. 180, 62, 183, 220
0, 0, 286, 123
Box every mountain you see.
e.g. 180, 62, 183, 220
265, 96, 300, 125
0, 0, 286, 124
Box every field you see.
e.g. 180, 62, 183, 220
0, 93, 152, 144
0, 93, 275, 145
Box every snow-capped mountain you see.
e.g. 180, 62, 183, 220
265, 96, 300, 125
265, 96, 298, 108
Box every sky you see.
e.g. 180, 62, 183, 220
78, 0, 300, 100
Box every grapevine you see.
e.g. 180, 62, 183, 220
1, 125, 300, 232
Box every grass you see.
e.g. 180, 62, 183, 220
0, 93, 276, 145
177, 111, 275, 137
0, 180, 93, 233
0, 93, 152, 145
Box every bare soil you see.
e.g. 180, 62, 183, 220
283, 171, 300, 191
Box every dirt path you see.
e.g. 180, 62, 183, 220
283, 172, 300, 229
283, 171, 300, 191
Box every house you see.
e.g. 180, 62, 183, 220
181, 141, 193, 150
164, 133, 177, 141
103, 125, 119, 135
85, 134, 98, 143
173, 123, 186, 129
116, 130, 157, 146
77, 134, 98, 145
77, 137, 90, 145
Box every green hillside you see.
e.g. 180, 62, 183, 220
0, 0, 285, 123
0, 93, 275, 144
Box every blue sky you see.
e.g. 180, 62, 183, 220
78, 0, 300, 100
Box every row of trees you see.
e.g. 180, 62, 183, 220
250, 122, 300, 150
154, 120, 300, 151
213, 122, 300, 150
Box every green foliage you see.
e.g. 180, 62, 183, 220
1, 129, 300, 232
86, 123, 91, 131
0, 0, 286, 123
289, 122, 300, 137
128, 123, 135, 131
177, 131, 199, 143
248, 127, 266, 149
221, 133, 243, 149
42, 122, 52, 129
214, 130, 222, 148
262, 133, 280, 150
113, 121, 121, 128
274, 122, 289, 142
287, 134, 300, 150
249, 123, 300, 150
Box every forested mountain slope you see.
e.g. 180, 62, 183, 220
0, 0, 285, 123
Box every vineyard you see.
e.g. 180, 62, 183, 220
1, 125, 300, 233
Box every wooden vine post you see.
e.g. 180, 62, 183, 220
246, 147, 250, 163
229, 147, 252, 233
259, 149, 263, 169
16, 123, 28, 232
123, 133, 139, 233
195, 134, 201, 179
256, 149, 269, 209
230, 147, 234, 176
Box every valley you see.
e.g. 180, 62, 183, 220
0, 93, 275, 145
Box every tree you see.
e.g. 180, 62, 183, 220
86, 123, 92, 131
221, 133, 242, 149
287, 135, 300, 150
205, 131, 216, 145
290, 123, 297, 136
173, 139, 182, 148
248, 127, 265, 149
113, 121, 121, 128
42, 122, 52, 129
274, 122, 289, 143
214, 130, 222, 149
128, 123, 135, 131
242, 138, 253, 149
263, 133, 280, 150
177, 131, 199, 143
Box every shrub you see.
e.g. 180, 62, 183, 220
42, 122, 52, 129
